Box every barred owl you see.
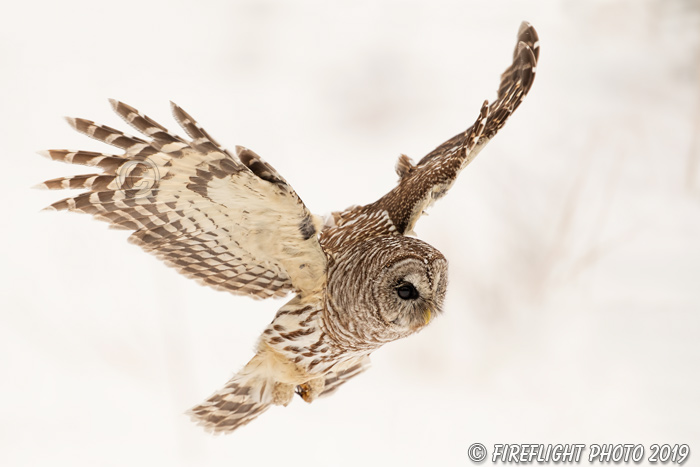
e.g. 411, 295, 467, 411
38, 22, 539, 433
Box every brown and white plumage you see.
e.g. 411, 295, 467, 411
40, 100, 327, 299
323, 22, 539, 245
39, 22, 539, 433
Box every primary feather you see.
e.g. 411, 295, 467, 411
39, 101, 327, 299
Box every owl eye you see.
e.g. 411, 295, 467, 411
396, 283, 419, 300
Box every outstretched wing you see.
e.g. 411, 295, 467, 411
324, 22, 538, 245
39, 100, 327, 299
410, 22, 539, 170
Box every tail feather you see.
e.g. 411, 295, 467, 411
187, 352, 290, 434
187, 375, 273, 433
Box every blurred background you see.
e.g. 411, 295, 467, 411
1, 1, 699, 465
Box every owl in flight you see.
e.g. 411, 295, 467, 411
39, 23, 538, 433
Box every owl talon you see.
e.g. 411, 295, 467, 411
296, 378, 325, 403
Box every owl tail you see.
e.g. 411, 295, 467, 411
187, 352, 289, 434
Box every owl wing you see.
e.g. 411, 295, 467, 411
39, 100, 327, 299
359, 22, 539, 236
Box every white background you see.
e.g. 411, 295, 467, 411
2, 1, 699, 466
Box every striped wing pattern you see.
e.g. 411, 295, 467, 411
349, 21, 540, 237
39, 100, 327, 299
414, 21, 539, 168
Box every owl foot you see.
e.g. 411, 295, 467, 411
296, 377, 325, 403
272, 382, 295, 406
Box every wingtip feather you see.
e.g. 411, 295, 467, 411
518, 21, 531, 36
170, 101, 183, 119
516, 21, 540, 61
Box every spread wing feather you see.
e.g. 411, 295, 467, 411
387, 21, 539, 235
322, 22, 539, 246
413, 21, 539, 169
39, 100, 327, 299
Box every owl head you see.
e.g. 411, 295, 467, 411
326, 236, 448, 348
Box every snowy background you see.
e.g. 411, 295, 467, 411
2, 1, 699, 466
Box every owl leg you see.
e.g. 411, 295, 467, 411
272, 382, 295, 406
296, 377, 325, 403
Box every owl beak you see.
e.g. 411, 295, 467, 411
423, 308, 432, 325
